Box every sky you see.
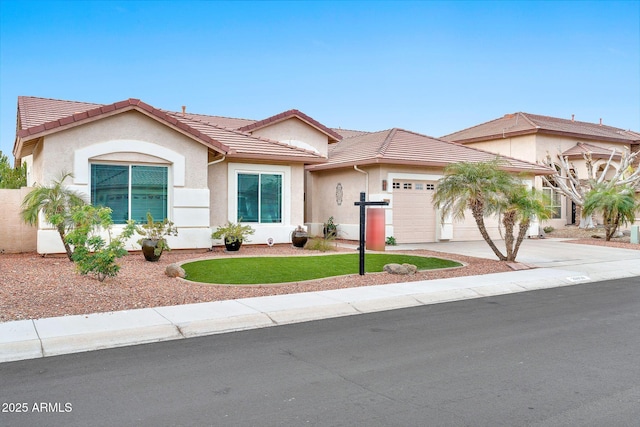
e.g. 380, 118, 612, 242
1, 0, 639, 160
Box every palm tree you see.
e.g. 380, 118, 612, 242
501, 186, 553, 261
21, 171, 87, 260
433, 159, 514, 261
582, 184, 637, 241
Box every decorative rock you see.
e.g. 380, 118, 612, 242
383, 263, 417, 275
165, 263, 186, 278
402, 263, 418, 274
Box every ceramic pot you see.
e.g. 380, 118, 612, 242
141, 239, 162, 262
224, 238, 242, 252
291, 231, 308, 248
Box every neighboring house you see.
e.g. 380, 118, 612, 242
12, 96, 550, 253
442, 113, 640, 228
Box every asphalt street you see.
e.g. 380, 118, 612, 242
1, 277, 639, 427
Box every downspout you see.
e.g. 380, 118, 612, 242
354, 165, 368, 199
207, 155, 226, 166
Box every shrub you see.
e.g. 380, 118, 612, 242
385, 236, 397, 246
543, 226, 554, 234
212, 220, 255, 244
65, 205, 136, 282
304, 237, 337, 252
135, 212, 178, 256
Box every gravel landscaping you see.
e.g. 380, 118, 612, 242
1, 228, 637, 323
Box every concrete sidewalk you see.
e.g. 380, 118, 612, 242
2, 239, 639, 363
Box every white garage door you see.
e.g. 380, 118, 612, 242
392, 180, 437, 243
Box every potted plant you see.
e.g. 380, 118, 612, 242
323, 216, 338, 239
212, 220, 255, 251
135, 212, 178, 261
291, 225, 308, 248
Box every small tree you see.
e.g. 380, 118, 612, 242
541, 147, 640, 228
21, 171, 87, 260
0, 151, 26, 189
582, 184, 637, 241
500, 186, 553, 261
433, 159, 513, 261
66, 205, 136, 282
433, 159, 551, 262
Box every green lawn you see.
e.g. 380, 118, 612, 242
181, 253, 461, 284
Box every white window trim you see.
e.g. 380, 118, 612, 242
542, 187, 562, 219
75, 140, 184, 186
227, 163, 291, 224
89, 162, 173, 223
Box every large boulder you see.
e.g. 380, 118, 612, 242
383, 263, 417, 275
165, 263, 186, 278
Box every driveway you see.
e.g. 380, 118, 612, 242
388, 238, 640, 281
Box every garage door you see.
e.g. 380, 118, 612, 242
392, 180, 437, 243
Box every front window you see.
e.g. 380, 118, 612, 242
542, 187, 562, 219
237, 173, 282, 223
91, 164, 168, 224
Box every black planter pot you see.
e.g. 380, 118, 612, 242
141, 239, 162, 262
323, 226, 337, 239
224, 238, 242, 252
291, 231, 308, 248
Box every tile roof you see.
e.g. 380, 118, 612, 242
169, 111, 255, 129
561, 142, 623, 159
163, 111, 325, 161
14, 96, 325, 163
441, 112, 640, 145
236, 109, 342, 143
331, 128, 371, 139
309, 128, 551, 174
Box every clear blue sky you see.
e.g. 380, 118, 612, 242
1, 0, 639, 160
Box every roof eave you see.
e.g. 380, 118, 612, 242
16, 102, 230, 155
451, 128, 539, 144
453, 127, 638, 145
228, 153, 327, 164
306, 157, 552, 175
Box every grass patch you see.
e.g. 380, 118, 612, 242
182, 253, 461, 284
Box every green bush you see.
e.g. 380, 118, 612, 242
543, 226, 554, 234
385, 236, 397, 246
65, 205, 136, 282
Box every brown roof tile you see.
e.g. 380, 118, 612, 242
442, 112, 640, 144
237, 109, 342, 143
561, 142, 623, 159
310, 128, 551, 174
14, 97, 324, 163
163, 112, 325, 163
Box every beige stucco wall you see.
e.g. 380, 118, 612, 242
251, 118, 330, 158
27, 111, 213, 253
208, 161, 228, 227
0, 188, 37, 253
37, 111, 209, 189
466, 134, 538, 162
212, 161, 307, 245
306, 166, 370, 238
308, 164, 542, 243
466, 133, 633, 227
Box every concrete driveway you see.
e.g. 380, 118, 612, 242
388, 238, 640, 281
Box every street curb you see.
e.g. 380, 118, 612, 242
1, 268, 639, 364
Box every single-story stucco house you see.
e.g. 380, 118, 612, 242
11, 96, 551, 253
442, 113, 640, 228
